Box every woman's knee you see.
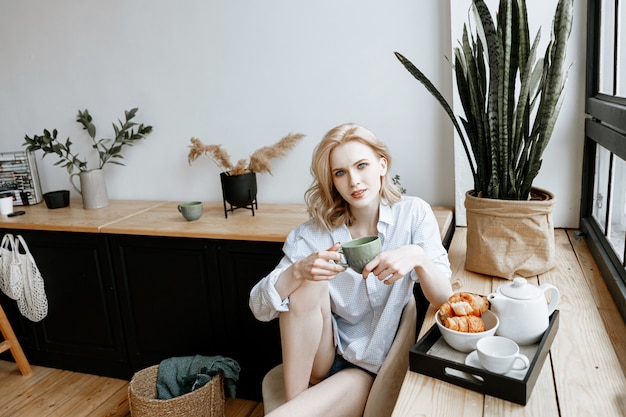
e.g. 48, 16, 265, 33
288, 280, 330, 314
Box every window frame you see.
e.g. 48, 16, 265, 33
582, 0, 626, 321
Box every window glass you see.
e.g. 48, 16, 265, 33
609, 154, 626, 262
599, 0, 616, 95
593, 145, 611, 233
618, 0, 626, 97
586, 0, 626, 322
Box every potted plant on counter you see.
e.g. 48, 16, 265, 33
394, 0, 573, 279
23, 108, 153, 209
187, 132, 305, 217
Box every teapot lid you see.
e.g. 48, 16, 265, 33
500, 277, 540, 300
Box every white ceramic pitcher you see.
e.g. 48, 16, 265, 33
70, 169, 110, 209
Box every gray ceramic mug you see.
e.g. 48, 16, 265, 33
178, 201, 203, 221
335, 236, 381, 273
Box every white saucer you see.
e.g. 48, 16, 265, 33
464, 351, 528, 380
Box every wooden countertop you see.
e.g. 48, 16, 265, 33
0, 200, 309, 242
0, 200, 164, 233
100, 201, 310, 242
0, 200, 453, 244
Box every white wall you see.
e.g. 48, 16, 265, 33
0, 0, 584, 227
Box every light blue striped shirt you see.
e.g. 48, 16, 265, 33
249, 196, 451, 373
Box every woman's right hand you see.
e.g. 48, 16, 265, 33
292, 242, 346, 282
275, 243, 345, 301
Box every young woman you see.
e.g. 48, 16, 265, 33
249, 123, 452, 416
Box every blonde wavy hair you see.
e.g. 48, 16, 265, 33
304, 123, 402, 231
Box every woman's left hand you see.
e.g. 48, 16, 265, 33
362, 245, 423, 284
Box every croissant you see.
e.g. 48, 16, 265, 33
439, 292, 489, 319
438, 302, 455, 320
443, 315, 486, 333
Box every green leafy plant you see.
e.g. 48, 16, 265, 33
23, 108, 153, 174
395, 0, 573, 200
392, 174, 407, 195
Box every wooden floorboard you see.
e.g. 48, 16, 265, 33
0, 359, 263, 417
224, 398, 265, 417
568, 229, 626, 375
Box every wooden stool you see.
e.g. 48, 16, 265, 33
0, 304, 31, 375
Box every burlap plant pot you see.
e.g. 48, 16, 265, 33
464, 188, 556, 279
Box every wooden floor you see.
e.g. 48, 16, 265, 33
0, 359, 263, 417
2, 227, 624, 417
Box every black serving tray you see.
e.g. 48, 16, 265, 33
409, 310, 559, 405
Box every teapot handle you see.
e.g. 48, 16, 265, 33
539, 284, 560, 315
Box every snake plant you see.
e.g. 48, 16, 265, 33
395, 0, 573, 200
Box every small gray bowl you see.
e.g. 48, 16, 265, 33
43, 190, 70, 209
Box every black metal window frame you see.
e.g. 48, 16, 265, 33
582, 0, 626, 321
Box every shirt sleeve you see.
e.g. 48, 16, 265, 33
413, 199, 452, 280
249, 221, 323, 322
249, 264, 290, 322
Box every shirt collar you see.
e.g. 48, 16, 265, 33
377, 200, 394, 243
330, 199, 395, 243
378, 199, 394, 227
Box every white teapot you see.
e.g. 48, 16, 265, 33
488, 277, 559, 345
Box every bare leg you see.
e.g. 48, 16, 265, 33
266, 368, 374, 417
279, 280, 336, 400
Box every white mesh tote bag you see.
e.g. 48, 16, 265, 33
0, 233, 24, 300
14, 235, 48, 322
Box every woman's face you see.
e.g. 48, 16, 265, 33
329, 140, 387, 209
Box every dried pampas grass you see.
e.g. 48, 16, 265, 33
188, 138, 233, 172
188, 133, 305, 176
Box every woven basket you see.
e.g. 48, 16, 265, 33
128, 365, 225, 417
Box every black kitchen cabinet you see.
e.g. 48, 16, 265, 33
110, 235, 284, 400
0, 230, 129, 377
218, 239, 284, 400
109, 235, 225, 371
0, 229, 285, 400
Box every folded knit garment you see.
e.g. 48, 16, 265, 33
156, 355, 241, 400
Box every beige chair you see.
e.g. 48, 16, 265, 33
262, 296, 417, 416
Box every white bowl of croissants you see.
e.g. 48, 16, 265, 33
435, 292, 499, 352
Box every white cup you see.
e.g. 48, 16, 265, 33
0, 195, 13, 215
476, 336, 530, 374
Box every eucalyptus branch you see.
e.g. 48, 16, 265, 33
24, 108, 153, 174
23, 128, 88, 173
